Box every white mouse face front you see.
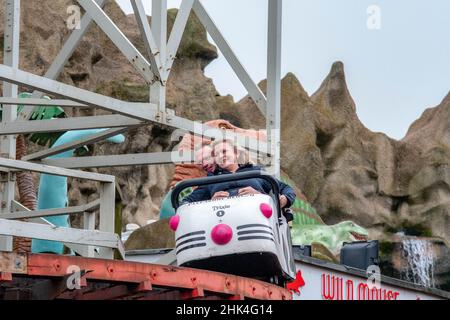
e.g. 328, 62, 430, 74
172, 194, 280, 265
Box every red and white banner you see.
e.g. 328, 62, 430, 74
289, 262, 444, 300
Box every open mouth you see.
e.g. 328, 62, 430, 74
350, 232, 368, 241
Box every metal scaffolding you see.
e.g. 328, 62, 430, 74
0, 0, 282, 259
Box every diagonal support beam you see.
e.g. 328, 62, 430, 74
131, 0, 162, 79
0, 65, 157, 121
192, 0, 267, 116
77, 0, 157, 84
0, 97, 89, 108
3, 199, 100, 220
11, 201, 99, 258
0, 115, 141, 136
164, 0, 195, 80
39, 152, 194, 169
24, 115, 269, 163
19, 0, 108, 121
169, 114, 269, 155
22, 127, 130, 161
0, 157, 114, 182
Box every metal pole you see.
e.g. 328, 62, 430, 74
0, 0, 20, 251
131, 0, 162, 79
151, 0, 167, 120
266, 0, 282, 178
77, 0, 156, 84
192, 0, 267, 116
165, 0, 195, 80
98, 181, 116, 259
21, 0, 108, 121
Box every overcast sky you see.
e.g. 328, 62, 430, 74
115, 0, 450, 140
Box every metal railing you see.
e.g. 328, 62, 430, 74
0, 157, 123, 259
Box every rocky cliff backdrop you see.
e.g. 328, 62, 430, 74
0, 0, 448, 290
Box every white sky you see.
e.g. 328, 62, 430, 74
115, 0, 450, 140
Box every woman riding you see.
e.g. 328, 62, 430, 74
181, 139, 296, 209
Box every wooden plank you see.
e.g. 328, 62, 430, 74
26, 254, 292, 300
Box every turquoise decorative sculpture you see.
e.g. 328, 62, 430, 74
31, 129, 125, 254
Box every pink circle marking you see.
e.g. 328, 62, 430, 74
260, 203, 273, 219
211, 224, 233, 245
169, 215, 180, 231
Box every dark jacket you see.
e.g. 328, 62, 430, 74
181, 164, 296, 208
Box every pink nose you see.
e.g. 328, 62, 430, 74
169, 215, 180, 231
211, 224, 233, 245
260, 203, 273, 219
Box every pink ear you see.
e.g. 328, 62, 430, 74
169, 215, 180, 231
260, 203, 273, 219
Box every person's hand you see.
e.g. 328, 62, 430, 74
279, 195, 288, 208
238, 187, 262, 196
212, 191, 230, 200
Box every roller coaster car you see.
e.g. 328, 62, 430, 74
170, 171, 296, 285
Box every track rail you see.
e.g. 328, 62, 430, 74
0, 252, 292, 300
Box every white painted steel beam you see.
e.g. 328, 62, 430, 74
3, 200, 100, 220
40, 152, 194, 169
164, 0, 195, 79
150, 0, 168, 117
0, 115, 141, 136
83, 210, 97, 258
0, 97, 88, 108
169, 114, 269, 155
98, 181, 116, 259
0, 0, 21, 252
77, 0, 156, 84
19, 0, 108, 120
266, 0, 282, 178
131, 0, 162, 79
20, 113, 269, 163
22, 127, 131, 161
192, 0, 267, 116
0, 218, 121, 250
11, 201, 102, 258
0, 65, 158, 121
0, 158, 115, 182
